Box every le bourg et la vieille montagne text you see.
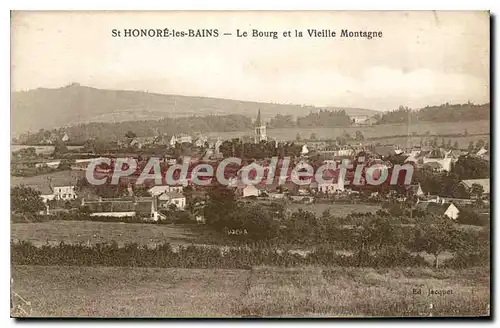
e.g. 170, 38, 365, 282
111, 28, 383, 40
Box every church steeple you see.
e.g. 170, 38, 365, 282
254, 109, 267, 143
255, 109, 262, 127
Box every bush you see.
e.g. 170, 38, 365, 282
456, 208, 488, 226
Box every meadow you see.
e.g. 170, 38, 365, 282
11, 265, 490, 317
205, 120, 490, 145
10, 221, 229, 248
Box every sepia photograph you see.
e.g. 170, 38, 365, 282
10, 10, 490, 318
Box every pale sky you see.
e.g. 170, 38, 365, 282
11, 11, 490, 110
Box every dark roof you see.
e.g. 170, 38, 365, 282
414, 202, 451, 216
406, 184, 422, 194
85, 198, 154, 214
372, 145, 396, 158
135, 201, 153, 214
426, 148, 446, 159
86, 201, 135, 213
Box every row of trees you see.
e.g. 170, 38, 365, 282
15, 114, 254, 145
201, 185, 488, 269
268, 110, 352, 129
377, 103, 490, 125
219, 139, 302, 159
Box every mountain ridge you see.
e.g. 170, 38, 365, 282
11, 84, 380, 135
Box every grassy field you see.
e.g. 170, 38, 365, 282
11, 170, 85, 189
11, 265, 490, 317
11, 221, 230, 247
205, 120, 489, 143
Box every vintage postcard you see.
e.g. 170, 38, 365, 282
10, 11, 490, 318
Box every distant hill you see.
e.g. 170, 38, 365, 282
11, 84, 380, 135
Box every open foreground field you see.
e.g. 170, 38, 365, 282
11, 265, 490, 317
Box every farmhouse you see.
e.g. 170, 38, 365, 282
350, 115, 369, 124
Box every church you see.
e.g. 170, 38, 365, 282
254, 109, 267, 143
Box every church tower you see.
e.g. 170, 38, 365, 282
254, 109, 267, 143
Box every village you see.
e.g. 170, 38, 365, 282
11, 109, 490, 228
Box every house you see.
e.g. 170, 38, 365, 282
350, 115, 369, 124
318, 145, 354, 157
423, 161, 444, 172
52, 185, 78, 201
158, 191, 186, 210
39, 185, 78, 202
232, 184, 260, 198
83, 197, 164, 221
460, 179, 490, 196
476, 147, 488, 157
422, 148, 454, 172
242, 184, 259, 198
194, 135, 208, 147
415, 202, 460, 220
371, 145, 398, 159
317, 178, 344, 194
148, 185, 184, 196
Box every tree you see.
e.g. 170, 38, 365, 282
52, 140, 68, 157
355, 130, 364, 141
203, 184, 238, 229
57, 158, 75, 170
468, 141, 474, 152
457, 208, 487, 226
11, 186, 46, 217
125, 131, 137, 139
452, 183, 470, 199
476, 139, 485, 149
413, 219, 460, 269
470, 183, 484, 199
453, 141, 459, 149
310, 133, 317, 140
446, 139, 452, 149
431, 137, 438, 147
295, 133, 302, 142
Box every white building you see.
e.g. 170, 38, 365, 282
41, 185, 78, 202
317, 178, 344, 193
148, 185, 184, 196
158, 191, 187, 210
242, 184, 259, 197
350, 115, 369, 124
